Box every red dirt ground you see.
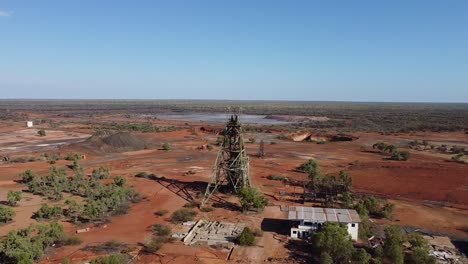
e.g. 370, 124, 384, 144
0, 115, 466, 263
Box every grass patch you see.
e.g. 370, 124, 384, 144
200, 206, 214, 212
154, 209, 169, 216
266, 175, 288, 181
170, 208, 197, 223
183, 201, 200, 208
151, 224, 171, 237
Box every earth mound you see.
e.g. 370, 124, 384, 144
102, 132, 147, 150
76, 132, 148, 153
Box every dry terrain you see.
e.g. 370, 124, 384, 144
0, 106, 467, 263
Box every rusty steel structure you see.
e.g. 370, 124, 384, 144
201, 114, 251, 207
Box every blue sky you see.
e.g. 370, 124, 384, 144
0, 1, 467, 102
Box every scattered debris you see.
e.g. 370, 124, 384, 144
76, 227, 91, 234
424, 236, 467, 264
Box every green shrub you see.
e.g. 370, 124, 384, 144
297, 160, 321, 180
37, 129, 46, 137
60, 236, 83, 246
183, 201, 200, 208
0, 222, 68, 263
65, 153, 83, 161
236, 227, 255, 246
0, 205, 15, 223
151, 224, 171, 237
143, 239, 161, 253
90, 254, 126, 264
20, 169, 38, 183
34, 204, 62, 219
7, 190, 22, 206
266, 175, 288, 181
452, 153, 464, 163
162, 143, 170, 150
154, 209, 168, 216
206, 145, 213, 151
390, 150, 411, 161
135, 172, 149, 178
353, 248, 371, 264
170, 208, 197, 223
200, 206, 214, 212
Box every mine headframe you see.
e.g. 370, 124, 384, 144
201, 114, 251, 207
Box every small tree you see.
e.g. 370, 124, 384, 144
7, 190, 22, 206
298, 160, 321, 180
65, 200, 84, 223
37, 129, 46, 136
407, 232, 436, 264
20, 169, 38, 183
311, 223, 355, 263
35, 204, 62, 219
383, 226, 404, 264
353, 248, 371, 264
236, 227, 256, 246
320, 252, 333, 264
162, 143, 170, 150
0, 205, 15, 223
391, 151, 411, 161
238, 187, 268, 212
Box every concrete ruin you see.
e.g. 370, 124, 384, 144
183, 220, 246, 248
424, 236, 467, 264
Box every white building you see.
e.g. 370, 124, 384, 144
287, 206, 361, 241
26, 121, 33, 128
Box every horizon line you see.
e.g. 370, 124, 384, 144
0, 98, 467, 104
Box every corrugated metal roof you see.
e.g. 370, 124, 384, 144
287, 206, 361, 223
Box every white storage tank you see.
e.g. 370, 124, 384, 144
26, 121, 33, 128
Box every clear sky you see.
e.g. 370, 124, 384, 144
0, 1, 467, 102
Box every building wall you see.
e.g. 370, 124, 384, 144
291, 227, 312, 238
290, 221, 359, 241
346, 223, 359, 240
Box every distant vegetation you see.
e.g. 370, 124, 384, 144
87, 122, 180, 133
372, 142, 411, 161
2, 100, 466, 133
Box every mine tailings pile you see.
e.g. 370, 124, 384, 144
291, 132, 358, 142
80, 131, 148, 153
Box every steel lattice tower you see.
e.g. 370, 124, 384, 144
201, 114, 250, 207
